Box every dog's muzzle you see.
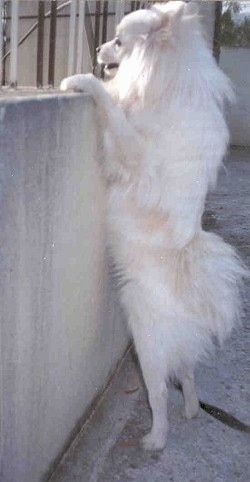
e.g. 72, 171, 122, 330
96, 46, 119, 74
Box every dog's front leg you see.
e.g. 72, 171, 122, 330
60, 74, 142, 175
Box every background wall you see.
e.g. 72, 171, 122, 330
220, 47, 250, 147
0, 93, 128, 482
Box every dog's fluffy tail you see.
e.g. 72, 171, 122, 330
122, 230, 248, 373
171, 230, 248, 346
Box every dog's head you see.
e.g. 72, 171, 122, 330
97, 1, 199, 77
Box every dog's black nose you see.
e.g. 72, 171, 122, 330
96, 46, 101, 53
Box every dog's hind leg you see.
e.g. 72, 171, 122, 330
178, 366, 199, 419
140, 358, 168, 451
132, 333, 168, 450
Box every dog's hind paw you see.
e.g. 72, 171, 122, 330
183, 397, 200, 420
141, 431, 167, 451
184, 404, 199, 420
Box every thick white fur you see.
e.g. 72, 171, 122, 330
60, 2, 246, 450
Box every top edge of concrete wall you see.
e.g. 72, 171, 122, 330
0, 90, 89, 103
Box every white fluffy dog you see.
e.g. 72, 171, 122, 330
61, 2, 246, 450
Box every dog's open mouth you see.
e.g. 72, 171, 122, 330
104, 63, 119, 72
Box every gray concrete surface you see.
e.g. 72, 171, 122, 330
50, 148, 250, 482
221, 48, 250, 147
0, 94, 128, 482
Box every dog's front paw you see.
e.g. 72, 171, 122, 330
60, 73, 96, 94
141, 430, 167, 451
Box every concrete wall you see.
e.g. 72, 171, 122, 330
0, 93, 128, 482
197, 0, 216, 48
197, 3, 250, 147
220, 47, 250, 147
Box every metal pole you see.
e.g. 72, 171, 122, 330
102, 0, 108, 45
93, 0, 101, 67
67, 0, 77, 75
84, 0, 94, 72
3, 1, 72, 63
76, 0, 85, 73
131, 1, 136, 12
10, 0, 19, 87
37, 1, 45, 87
48, 0, 57, 86
213, 1, 222, 63
0, 0, 3, 86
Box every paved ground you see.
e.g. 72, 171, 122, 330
50, 148, 250, 482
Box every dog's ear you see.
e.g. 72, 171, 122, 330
150, 2, 185, 38
151, 1, 185, 21
150, 12, 169, 34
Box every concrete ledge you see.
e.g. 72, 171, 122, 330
0, 94, 128, 482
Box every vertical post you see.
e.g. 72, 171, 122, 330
102, 0, 108, 45
99, 1, 108, 79
0, 0, 3, 86
2, 0, 7, 85
67, 0, 77, 75
9, 0, 19, 87
131, 1, 141, 12
76, 0, 85, 73
213, 1, 222, 63
84, 0, 94, 72
37, 1, 45, 87
131, 1, 136, 12
48, 0, 57, 86
93, 1, 101, 68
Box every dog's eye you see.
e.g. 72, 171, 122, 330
115, 38, 122, 47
